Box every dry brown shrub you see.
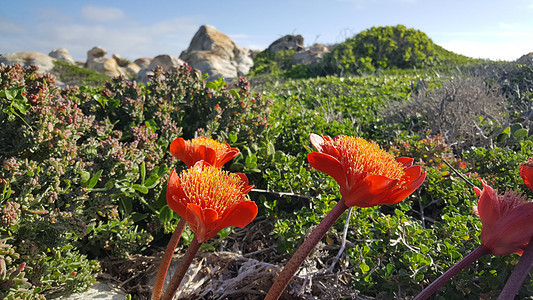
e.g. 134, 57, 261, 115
387, 76, 507, 150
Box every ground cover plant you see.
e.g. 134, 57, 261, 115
2, 25, 533, 299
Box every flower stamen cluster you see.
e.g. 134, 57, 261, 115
329, 135, 405, 181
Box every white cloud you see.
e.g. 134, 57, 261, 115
499, 22, 516, 30
81, 5, 125, 22
0, 12, 202, 61
440, 39, 533, 61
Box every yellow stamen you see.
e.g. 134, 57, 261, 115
189, 137, 228, 154
179, 165, 245, 214
331, 136, 404, 180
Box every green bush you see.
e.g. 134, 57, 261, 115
320, 25, 437, 75
52, 60, 109, 87
0, 63, 273, 298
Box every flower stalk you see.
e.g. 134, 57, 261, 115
414, 245, 490, 300
498, 235, 533, 299
161, 236, 203, 300
265, 198, 349, 300
151, 218, 187, 300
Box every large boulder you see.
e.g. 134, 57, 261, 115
267, 35, 305, 53
292, 44, 330, 65
179, 25, 254, 80
136, 54, 185, 83
112, 54, 141, 78
85, 46, 122, 77
134, 57, 152, 69
49, 48, 75, 65
0, 51, 56, 74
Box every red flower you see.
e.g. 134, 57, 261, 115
473, 180, 533, 255
166, 161, 257, 242
307, 133, 426, 207
170, 137, 239, 168
519, 157, 533, 191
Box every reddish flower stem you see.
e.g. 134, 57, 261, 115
151, 218, 187, 300
498, 236, 533, 300
414, 245, 490, 300
161, 236, 202, 300
265, 198, 349, 300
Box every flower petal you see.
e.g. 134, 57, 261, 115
308, 152, 347, 189
344, 175, 398, 207
382, 171, 426, 205
310, 133, 325, 152
201, 145, 219, 165
520, 163, 533, 192
185, 203, 209, 242
476, 180, 501, 231
170, 137, 186, 159
217, 147, 240, 167
217, 201, 258, 229
396, 157, 414, 167
166, 169, 187, 217
482, 202, 533, 255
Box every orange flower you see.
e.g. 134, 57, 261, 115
473, 180, 533, 255
166, 161, 257, 243
170, 137, 239, 168
307, 133, 426, 207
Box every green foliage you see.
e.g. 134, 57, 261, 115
52, 60, 109, 87
321, 25, 438, 75
248, 50, 297, 77
2, 52, 533, 298
0, 63, 272, 297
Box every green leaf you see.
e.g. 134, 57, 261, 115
513, 128, 528, 138
2, 88, 17, 100
245, 154, 257, 169
144, 172, 160, 189
510, 123, 523, 134
132, 184, 148, 194
386, 263, 394, 275
140, 162, 146, 185
360, 262, 370, 273
206, 81, 218, 90
502, 126, 511, 135
496, 132, 509, 143
12, 98, 30, 115
159, 205, 173, 223
105, 179, 115, 190
267, 141, 275, 156
80, 171, 91, 186
228, 132, 238, 144
230, 89, 240, 98
87, 170, 103, 189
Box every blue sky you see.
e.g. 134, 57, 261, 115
1, 0, 533, 62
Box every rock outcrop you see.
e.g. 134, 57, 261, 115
85, 47, 122, 77
134, 57, 152, 69
136, 54, 184, 83
292, 44, 329, 65
85, 47, 141, 78
113, 54, 141, 78
267, 35, 305, 53
179, 25, 254, 80
0, 51, 57, 74
49, 48, 75, 65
